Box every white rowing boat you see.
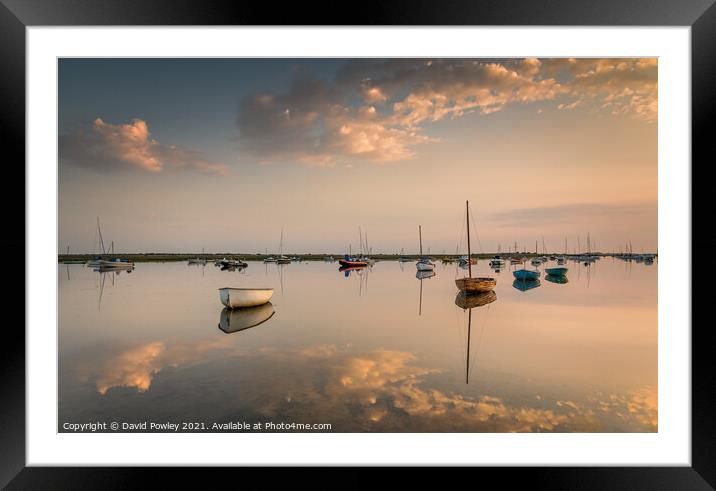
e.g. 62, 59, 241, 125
219, 287, 274, 309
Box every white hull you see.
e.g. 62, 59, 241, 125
416, 261, 435, 271
219, 288, 274, 309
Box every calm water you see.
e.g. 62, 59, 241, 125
58, 258, 657, 432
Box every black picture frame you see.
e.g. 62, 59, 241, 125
1, 0, 712, 486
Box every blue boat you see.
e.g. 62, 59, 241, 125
545, 267, 568, 276
513, 269, 540, 280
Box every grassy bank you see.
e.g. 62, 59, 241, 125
57, 252, 595, 263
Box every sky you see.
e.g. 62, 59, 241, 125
58, 58, 657, 254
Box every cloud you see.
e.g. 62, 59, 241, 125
486, 202, 655, 227
236, 58, 657, 166
60, 118, 229, 176
557, 58, 658, 122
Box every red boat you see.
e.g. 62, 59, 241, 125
338, 255, 368, 267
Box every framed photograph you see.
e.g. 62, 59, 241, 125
4, 0, 713, 485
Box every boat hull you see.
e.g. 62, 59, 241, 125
416, 261, 435, 271
338, 259, 368, 267
219, 288, 274, 309
545, 267, 568, 276
455, 277, 496, 293
513, 269, 540, 280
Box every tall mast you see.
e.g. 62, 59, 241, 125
97, 217, 106, 255
419, 225, 423, 256
358, 226, 363, 256
466, 201, 472, 278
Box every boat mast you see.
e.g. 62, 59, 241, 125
466, 200, 472, 278
97, 217, 106, 255
419, 225, 423, 256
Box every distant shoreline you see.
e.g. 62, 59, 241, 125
56, 252, 643, 263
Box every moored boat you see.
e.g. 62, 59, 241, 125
415, 225, 436, 272
416, 260, 435, 271
219, 287, 274, 309
456, 201, 495, 294
513, 269, 540, 280
545, 267, 568, 276
489, 255, 505, 267
455, 276, 497, 293
338, 255, 368, 268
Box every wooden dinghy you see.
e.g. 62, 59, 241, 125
455, 277, 497, 293
218, 304, 275, 333
219, 287, 274, 309
454, 290, 497, 309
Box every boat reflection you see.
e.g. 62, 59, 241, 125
94, 265, 133, 274
339, 265, 365, 277
454, 291, 496, 384
218, 303, 275, 334
455, 290, 497, 309
416, 269, 435, 316
416, 270, 436, 280
512, 278, 541, 292
545, 274, 569, 284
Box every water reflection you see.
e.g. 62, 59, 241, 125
513, 278, 541, 292
218, 304, 275, 334
545, 274, 569, 284
455, 291, 496, 384
59, 259, 657, 432
416, 269, 435, 315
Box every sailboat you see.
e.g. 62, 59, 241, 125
338, 242, 368, 268
455, 201, 495, 293
276, 229, 290, 264
86, 218, 134, 269
454, 290, 496, 384
415, 225, 435, 271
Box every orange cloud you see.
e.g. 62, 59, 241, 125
60, 118, 230, 176
236, 58, 656, 167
